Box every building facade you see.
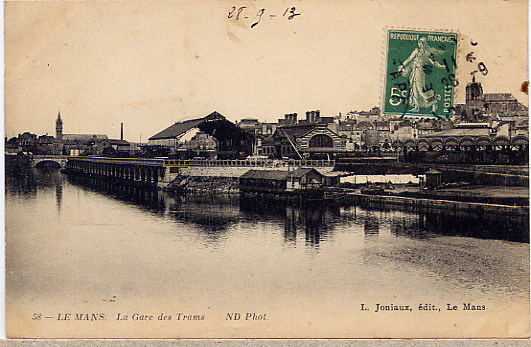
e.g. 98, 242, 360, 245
149, 111, 254, 159
455, 77, 528, 126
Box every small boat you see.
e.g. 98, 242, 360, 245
361, 185, 386, 195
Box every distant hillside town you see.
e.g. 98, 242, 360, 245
6, 79, 528, 163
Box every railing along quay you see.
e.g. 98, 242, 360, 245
163, 159, 336, 167
66, 157, 335, 168
68, 156, 165, 166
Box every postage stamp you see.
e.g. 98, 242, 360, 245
383, 29, 458, 119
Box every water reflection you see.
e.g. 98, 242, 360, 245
66, 174, 165, 213
240, 198, 340, 246
6, 167, 65, 204
55, 176, 63, 212
422, 211, 528, 242
383, 205, 529, 242
66, 174, 240, 239
166, 194, 240, 239
363, 214, 380, 236
6, 170, 529, 244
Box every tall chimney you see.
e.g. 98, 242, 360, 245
120, 123, 124, 140
284, 113, 291, 124
284, 113, 298, 124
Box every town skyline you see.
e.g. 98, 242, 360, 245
8, 75, 527, 144
6, 0, 528, 141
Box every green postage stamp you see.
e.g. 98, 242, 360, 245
383, 29, 458, 118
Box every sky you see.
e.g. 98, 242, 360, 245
5, 0, 528, 142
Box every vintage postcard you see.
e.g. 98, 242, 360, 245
4, 0, 529, 339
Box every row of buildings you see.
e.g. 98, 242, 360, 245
6, 79, 528, 160
6, 112, 137, 156
233, 79, 528, 158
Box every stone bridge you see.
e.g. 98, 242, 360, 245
66, 157, 166, 188
32, 155, 69, 168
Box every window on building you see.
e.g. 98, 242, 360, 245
309, 134, 334, 148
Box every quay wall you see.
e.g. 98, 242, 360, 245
169, 176, 240, 194
436, 168, 528, 187
175, 166, 335, 178
166, 166, 335, 192
335, 161, 528, 187
338, 192, 528, 216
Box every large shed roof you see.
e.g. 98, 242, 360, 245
275, 123, 316, 139
149, 112, 225, 140
291, 168, 322, 178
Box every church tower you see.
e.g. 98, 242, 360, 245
465, 75, 484, 122
466, 75, 484, 103
56, 111, 63, 142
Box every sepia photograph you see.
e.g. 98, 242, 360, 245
4, 0, 530, 339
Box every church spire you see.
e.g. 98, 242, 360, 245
56, 111, 63, 141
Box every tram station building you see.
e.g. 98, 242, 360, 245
148, 111, 254, 159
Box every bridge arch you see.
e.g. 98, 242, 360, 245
476, 136, 492, 151
403, 139, 416, 151
459, 137, 476, 150
35, 160, 62, 169
512, 135, 529, 148
494, 136, 510, 150
416, 139, 430, 151
443, 137, 459, 151
428, 138, 444, 151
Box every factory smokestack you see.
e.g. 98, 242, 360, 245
120, 123, 124, 140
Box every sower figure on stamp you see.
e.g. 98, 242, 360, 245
398, 37, 445, 113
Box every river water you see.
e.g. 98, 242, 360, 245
5, 168, 530, 338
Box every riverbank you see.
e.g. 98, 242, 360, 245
333, 185, 528, 216
166, 174, 528, 215
392, 185, 528, 206
165, 175, 240, 193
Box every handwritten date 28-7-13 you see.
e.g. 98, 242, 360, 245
228, 6, 301, 28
